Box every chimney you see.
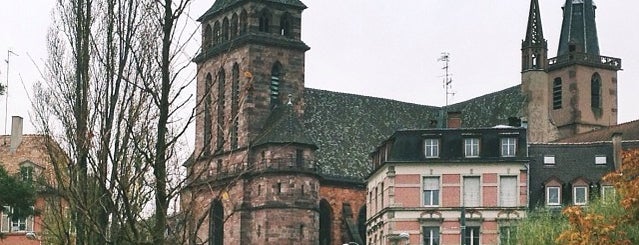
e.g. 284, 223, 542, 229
10, 116, 23, 153
447, 111, 462, 129
612, 132, 623, 170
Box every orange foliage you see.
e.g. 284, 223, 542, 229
556, 149, 639, 245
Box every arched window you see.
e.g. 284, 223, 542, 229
279, 13, 291, 36
203, 73, 213, 155
203, 24, 212, 49
231, 13, 238, 38
216, 69, 226, 151
209, 199, 224, 245
553, 77, 562, 109
319, 199, 333, 245
357, 205, 367, 244
591, 73, 601, 108
222, 17, 229, 41
213, 21, 221, 45
270, 62, 282, 106
239, 10, 248, 34
230, 63, 240, 149
258, 10, 271, 33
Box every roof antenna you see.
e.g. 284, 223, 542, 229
438, 52, 455, 106
4, 49, 18, 139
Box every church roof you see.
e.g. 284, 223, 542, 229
557, 0, 600, 56
198, 0, 307, 22
553, 119, 639, 143
253, 103, 316, 148
302, 85, 523, 180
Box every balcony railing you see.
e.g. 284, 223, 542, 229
548, 53, 621, 70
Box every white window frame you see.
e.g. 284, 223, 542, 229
595, 155, 607, 165
1, 206, 34, 233
573, 186, 588, 205
424, 139, 439, 158
500, 138, 517, 157
543, 155, 555, 165
423, 177, 440, 207
464, 138, 480, 158
546, 186, 561, 206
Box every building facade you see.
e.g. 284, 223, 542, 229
367, 127, 528, 245
0, 117, 56, 245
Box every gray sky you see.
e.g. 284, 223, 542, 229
1, 0, 638, 135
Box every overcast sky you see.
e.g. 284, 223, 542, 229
1, 0, 638, 135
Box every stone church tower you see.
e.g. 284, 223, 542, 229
522, 0, 621, 143
183, 0, 320, 244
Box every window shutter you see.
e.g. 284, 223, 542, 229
464, 177, 480, 207
500, 176, 517, 207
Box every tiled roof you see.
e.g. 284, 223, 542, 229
198, 0, 307, 21
302, 86, 523, 180
446, 85, 525, 128
254, 103, 316, 148
553, 119, 639, 143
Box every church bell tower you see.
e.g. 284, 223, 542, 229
522, 0, 621, 142
186, 0, 320, 244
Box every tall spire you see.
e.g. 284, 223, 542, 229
522, 0, 547, 71
523, 0, 545, 47
557, 0, 600, 56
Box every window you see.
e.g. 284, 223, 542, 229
203, 24, 212, 48
270, 63, 282, 106
213, 21, 221, 44
424, 139, 439, 158
239, 10, 248, 34
258, 11, 270, 32
209, 200, 224, 245
595, 156, 607, 165
1, 207, 33, 233
591, 73, 601, 108
464, 138, 480, 157
553, 78, 562, 109
463, 177, 481, 207
500, 138, 517, 157
20, 165, 34, 182
543, 155, 555, 165
216, 69, 226, 151
230, 64, 240, 149
423, 177, 440, 206
500, 176, 517, 207
464, 226, 480, 245
295, 149, 304, 167
230, 14, 238, 38
279, 13, 291, 36
222, 17, 229, 41
500, 226, 517, 245
423, 226, 440, 245
546, 186, 561, 206
203, 73, 213, 155
573, 186, 588, 205
601, 185, 616, 203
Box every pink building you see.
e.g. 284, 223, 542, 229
366, 126, 528, 245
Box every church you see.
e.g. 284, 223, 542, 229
180, 0, 630, 244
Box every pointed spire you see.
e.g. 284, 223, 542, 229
523, 0, 545, 47
557, 0, 600, 56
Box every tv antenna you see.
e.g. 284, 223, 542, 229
4, 49, 18, 137
438, 52, 455, 106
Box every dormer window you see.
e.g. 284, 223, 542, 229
424, 139, 439, 158
546, 186, 561, 206
464, 138, 480, 158
500, 138, 517, 157
18, 161, 40, 182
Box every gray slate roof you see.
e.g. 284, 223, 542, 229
198, 0, 307, 21
254, 103, 316, 148
301, 85, 523, 180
